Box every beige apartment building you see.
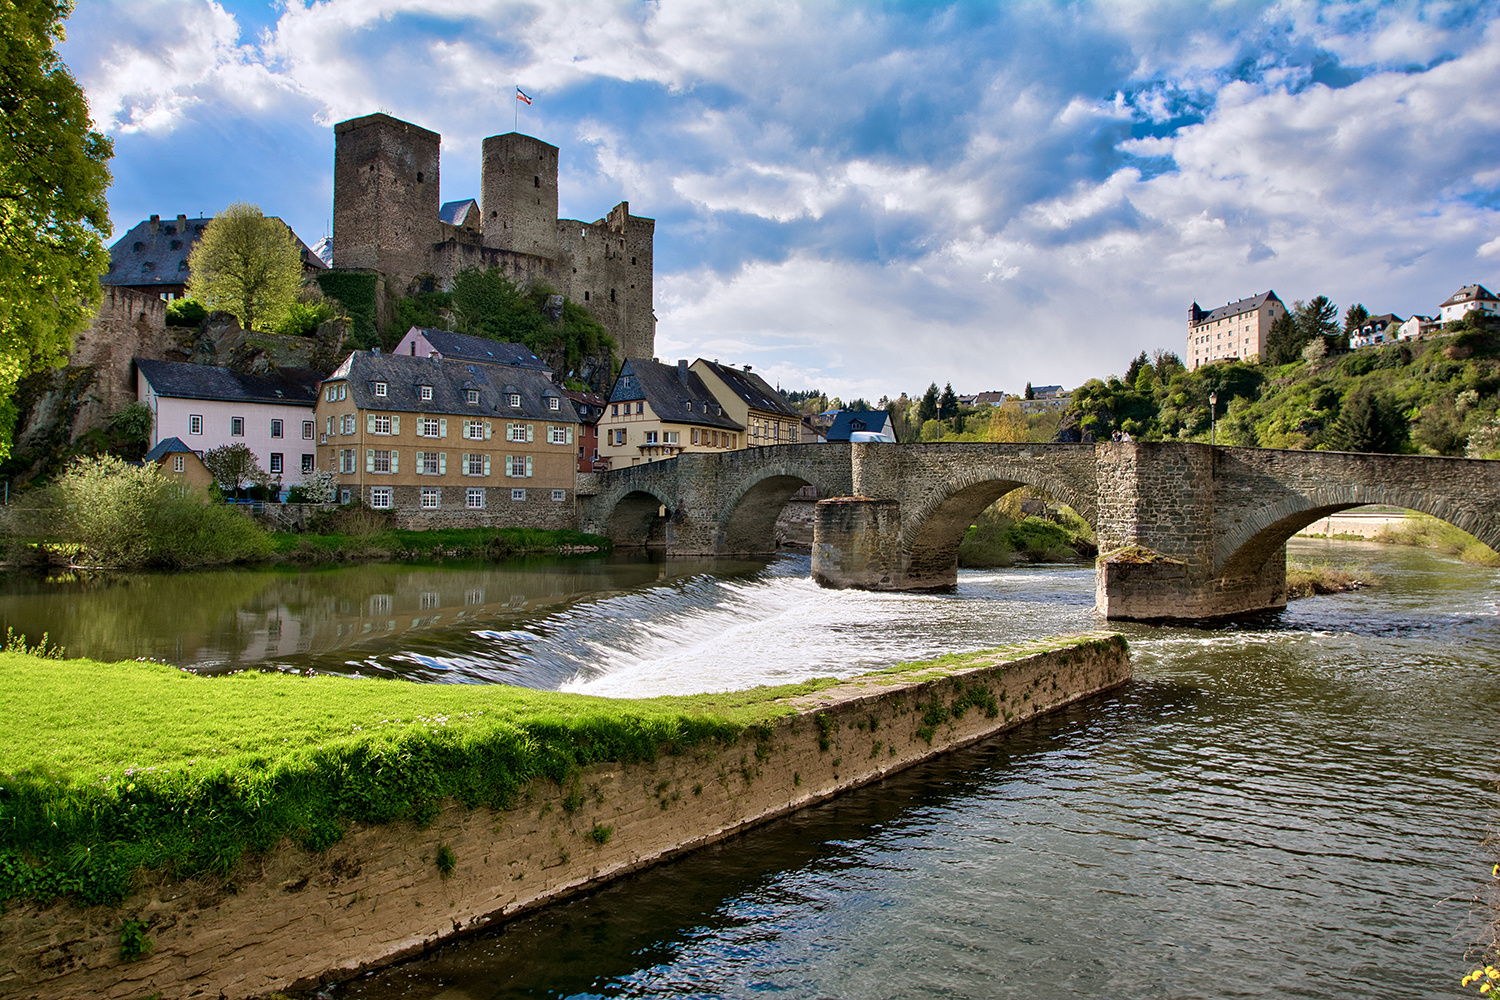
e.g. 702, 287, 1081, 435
690, 359, 802, 447
316, 350, 580, 528
597, 358, 744, 467
1187, 291, 1287, 370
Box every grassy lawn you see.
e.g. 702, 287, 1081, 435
268, 525, 611, 560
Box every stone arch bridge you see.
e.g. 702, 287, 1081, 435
576, 442, 1500, 620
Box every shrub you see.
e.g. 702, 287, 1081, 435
164, 297, 208, 328
274, 301, 335, 338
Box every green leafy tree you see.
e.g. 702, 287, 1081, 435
1152, 350, 1185, 382
1323, 385, 1408, 453
0, 0, 114, 463
187, 202, 302, 331
918, 382, 940, 423
938, 382, 959, 420
203, 443, 266, 499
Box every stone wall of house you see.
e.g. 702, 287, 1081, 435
359, 484, 580, 531
0, 636, 1130, 1000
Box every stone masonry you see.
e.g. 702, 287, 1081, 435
578, 440, 1500, 620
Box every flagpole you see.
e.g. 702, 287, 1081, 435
514, 83, 518, 131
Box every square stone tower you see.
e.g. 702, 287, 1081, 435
332, 114, 442, 279
480, 132, 559, 259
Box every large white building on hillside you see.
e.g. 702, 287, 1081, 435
1187, 291, 1287, 370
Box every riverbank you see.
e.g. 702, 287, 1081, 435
268, 524, 611, 564
0, 633, 1128, 999
1286, 561, 1371, 598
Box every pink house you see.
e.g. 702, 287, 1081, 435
135, 359, 323, 489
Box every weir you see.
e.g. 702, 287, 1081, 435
579, 441, 1500, 619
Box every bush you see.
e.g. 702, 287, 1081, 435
164, 297, 208, 328
274, 301, 335, 338
50, 456, 272, 568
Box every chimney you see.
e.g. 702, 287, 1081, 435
677, 359, 688, 384
744, 365, 752, 372
177, 214, 187, 231
148, 214, 160, 234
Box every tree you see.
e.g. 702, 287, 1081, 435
0, 0, 114, 463
918, 382, 940, 423
1343, 303, 1369, 335
938, 382, 959, 420
1124, 350, 1150, 385
1152, 349, 1185, 382
1024, 382, 1035, 400
187, 202, 302, 331
1264, 311, 1304, 365
1296, 295, 1340, 341
203, 443, 266, 499
1323, 386, 1408, 453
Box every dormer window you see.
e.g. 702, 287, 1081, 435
374, 382, 387, 397
547, 397, 560, 411
684, 400, 692, 410
508, 393, 521, 407
419, 385, 433, 401
467, 390, 481, 405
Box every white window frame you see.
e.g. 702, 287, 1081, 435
465, 420, 486, 440
230, 416, 244, 437
302, 420, 314, 440
551, 489, 566, 501
644, 430, 659, 445
189, 414, 203, 435
373, 414, 392, 435
507, 393, 521, 407
271, 419, 283, 439
173, 455, 186, 473
370, 487, 392, 509
419, 385, 433, 401
466, 488, 485, 508
420, 487, 440, 509
342, 414, 355, 434
269, 453, 283, 474
664, 431, 679, 445
547, 397, 560, 411
340, 449, 355, 474
511, 488, 526, 501
418, 451, 442, 475
420, 417, 443, 438
508, 422, 529, 442
467, 389, 480, 405
374, 381, 387, 397
463, 452, 487, 477
548, 425, 571, 445
372, 449, 392, 473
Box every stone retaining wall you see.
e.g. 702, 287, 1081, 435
0, 636, 1129, 1000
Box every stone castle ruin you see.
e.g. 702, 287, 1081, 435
331, 113, 656, 360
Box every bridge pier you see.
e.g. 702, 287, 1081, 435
811, 497, 915, 589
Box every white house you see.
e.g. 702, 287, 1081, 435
1397, 315, 1439, 341
1438, 284, 1499, 325
135, 359, 323, 488
1349, 313, 1403, 349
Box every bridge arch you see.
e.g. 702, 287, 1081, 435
1215, 485, 1500, 581
898, 463, 1099, 589
714, 454, 856, 556
601, 487, 674, 548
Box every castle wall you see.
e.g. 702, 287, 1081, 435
481, 133, 559, 258
333, 114, 442, 287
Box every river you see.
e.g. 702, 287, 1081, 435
1, 539, 1497, 997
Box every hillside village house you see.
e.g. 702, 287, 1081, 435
561, 388, 607, 471
690, 360, 803, 447
142, 437, 215, 492
597, 358, 743, 467
1349, 313, 1404, 349
1187, 291, 1287, 370
1398, 315, 1439, 340
825, 409, 898, 443
135, 359, 322, 488
1438, 284, 1499, 324
316, 351, 580, 527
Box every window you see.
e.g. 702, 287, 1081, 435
467, 488, 485, 509
548, 425, 570, 445
420, 488, 440, 509
467, 390, 480, 405
551, 489, 566, 501
612, 428, 626, 446
340, 449, 355, 474
692, 429, 699, 445
512, 488, 526, 501
342, 414, 355, 434
509, 423, 529, 442
464, 420, 486, 440
418, 451, 441, 475
271, 419, 283, 439
635, 401, 644, 414
269, 453, 283, 474
373, 415, 392, 435
612, 403, 619, 416
420, 417, 442, 437
419, 385, 433, 401
664, 431, 679, 445
189, 414, 203, 435
231, 417, 244, 437
685, 400, 692, 411
644, 431, 659, 445
370, 487, 392, 509
507, 393, 521, 408
372, 449, 392, 473
340, 489, 351, 504
547, 397, 560, 411
301, 454, 315, 474
173, 455, 186, 473
509, 455, 531, 478
302, 421, 314, 440
374, 382, 387, 397
464, 453, 486, 476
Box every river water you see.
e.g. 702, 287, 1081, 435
2, 540, 1497, 997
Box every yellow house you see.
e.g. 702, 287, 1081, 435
690, 359, 802, 447
142, 437, 215, 493
316, 350, 580, 527
597, 358, 743, 467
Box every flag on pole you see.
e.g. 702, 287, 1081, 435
516, 87, 532, 105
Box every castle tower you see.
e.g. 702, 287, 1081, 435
480, 132, 559, 257
332, 113, 441, 283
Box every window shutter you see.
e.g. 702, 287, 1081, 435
439, 418, 447, 438
366, 414, 375, 433
485, 421, 493, 440
526, 424, 534, 443
366, 449, 374, 472
567, 427, 574, 445
391, 415, 400, 435
390, 450, 399, 473
439, 452, 447, 475
483, 455, 491, 477
526, 456, 533, 478
504, 455, 513, 478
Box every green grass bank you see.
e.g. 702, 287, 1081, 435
0, 634, 1126, 911
267, 525, 611, 564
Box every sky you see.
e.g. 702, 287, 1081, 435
59, 0, 1500, 402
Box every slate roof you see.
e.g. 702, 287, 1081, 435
136, 359, 321, 406
561, 388, 607, 424
409, 328, 552, 372
694, 359, 799, 418
1190, 291, 1282, 327
1440, 284, 1498, 307
826, 409, 897, 442
325, 351, 578, 423
608, 358, 743, 430
143, 437, 197, 462
439, 199, 479, 226
104, 214, 327, 291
